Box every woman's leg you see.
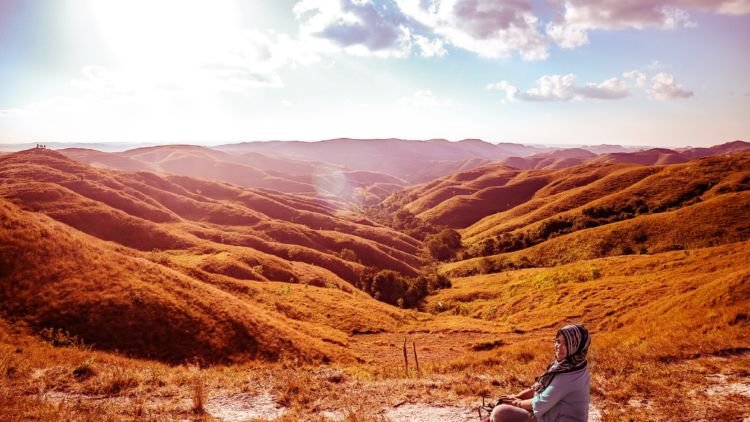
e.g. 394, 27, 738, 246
490, 404, 536, 422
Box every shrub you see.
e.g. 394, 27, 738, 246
39, 328, 86, 348
335, 248, 359, 262
363, 206, 440, 240
425, 228, 462, 261
537, 217, 575, 239
357, 268, 451, 308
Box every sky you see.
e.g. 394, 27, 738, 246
0, 0, 748, 147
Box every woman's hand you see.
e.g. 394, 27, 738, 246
510, 398, 533, 411
497, 394, 516, 404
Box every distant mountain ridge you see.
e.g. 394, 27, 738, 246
47, 139, 748, 213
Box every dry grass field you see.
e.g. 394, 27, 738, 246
1, 146, 749, 421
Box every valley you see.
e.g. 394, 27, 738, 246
1, 139, 749, 421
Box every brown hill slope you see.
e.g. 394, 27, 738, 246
386, 162, 632, 229
215, 138, 528, 183
0, 149, 423, 286
431, 240, 750, 354
678, 140, 750, 159
589, 147, 688, 165
378, 151, 749, 235
0, 198, 382, 363
498, 148, 596, 170
444, 189, 750, 276
61, 145, 407, 205
428, 240, 750, 421
462, 152, 750, 249
462, 164, 660, 242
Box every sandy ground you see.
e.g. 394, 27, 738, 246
206, 392, 286, 422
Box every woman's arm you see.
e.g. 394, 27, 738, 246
510, 398, 533, 411
515, 388, 534, 400
498, 387, 534, 404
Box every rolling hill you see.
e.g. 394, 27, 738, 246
0, 196, 417, 363
1, 140, 749, 420
0, 149, 424, 288
60, 145, 408, 206
375, 148, 750, 233
497, 148, 597, 170
460, 152, 750, 247
213, 138, 544, 183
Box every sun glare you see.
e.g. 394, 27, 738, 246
86, 0, 240, 72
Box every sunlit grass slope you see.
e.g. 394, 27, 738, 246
62, 145, 409, 205
0, 197, 416, 363
458, 152, 750, 254
424, 240, 750, 419
382, 150, 749, 235
444, 189, 750, 276
0, 149, 423, 288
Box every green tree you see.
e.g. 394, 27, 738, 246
425, 228, 462, 261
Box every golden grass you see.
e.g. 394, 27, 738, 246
2, 148, 749, 420
0, 198, 387, 364
0, 149, 423, 285
444, 190, 750, 276
464, 152, 750, 243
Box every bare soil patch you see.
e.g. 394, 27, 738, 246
205, 392, 287, 422
384, 403, 477, 422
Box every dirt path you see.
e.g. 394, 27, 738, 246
41, 389, 604, 421
384, 403, 478, 421
383, 401, 601, 422
704, 373, 750, 398
205, 392, 286, 422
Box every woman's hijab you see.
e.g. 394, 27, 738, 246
532, 324, 591, 393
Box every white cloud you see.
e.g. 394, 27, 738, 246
397, 90, 454, 107
623, 70, 647, 88
486, 81, 519, 101
577, 77, 630, 99
545, 20, 589, 49
200, 30, 320, 91
541, 0, 750, 48
662, 6, 697, 28
294, 0, 418, 58
515, 74, 578, 101
647, 72, 694, 100
70, 66, 137, 96
293, 0, 750, 60
398, 0, 548, 60
0, 108, 28, 118
488, 73, 629, 101
0, 97, 87, 118
490, 70, 695, 102
414, 35, 447, 57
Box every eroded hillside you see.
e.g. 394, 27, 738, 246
1, 143, 749, 420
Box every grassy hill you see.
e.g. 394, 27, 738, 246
214, 138, 542, 183
0, 192, 443, 364
459, 153, 750, 256
377, 152, 749, 239
61, 145, 408, 206
0, 149, 426, 288
0, 197, 371, 363
1, 143, 749, 420
443, 189, 750, 276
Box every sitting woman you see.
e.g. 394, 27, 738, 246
490, 324, 591, 422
